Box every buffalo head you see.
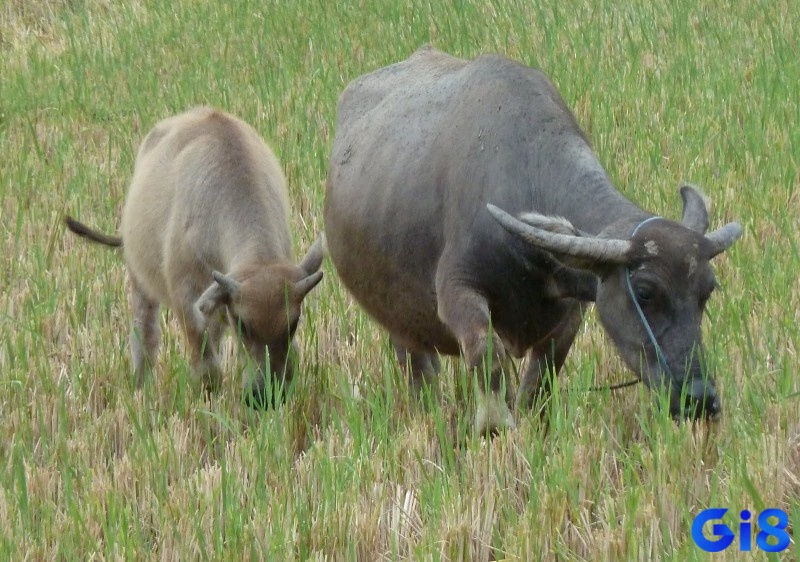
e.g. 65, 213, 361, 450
488, 185, 741, 420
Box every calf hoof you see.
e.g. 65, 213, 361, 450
475, 392, 516, 437
203, 375, 222, 395
193, 361, 222, 395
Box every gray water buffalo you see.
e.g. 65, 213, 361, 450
66, 107, 323, 406
324, 46, 741, 434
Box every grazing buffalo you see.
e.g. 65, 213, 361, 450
66, 107, 323, 406
324, 46, 741, 434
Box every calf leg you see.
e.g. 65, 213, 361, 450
128, 275, 160, 387
205, 315, 225, 386
516, 302, 585, 413
165, 250, 225, 393
393, 342, 441, 397
180, 310, 223, 392
436, 279, 514, 435
171, 277, 224, 393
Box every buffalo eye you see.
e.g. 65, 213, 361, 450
634, 283, 654, 304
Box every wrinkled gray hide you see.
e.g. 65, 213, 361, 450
324, 46, 741, 433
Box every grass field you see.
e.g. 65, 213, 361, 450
1, 0, 798, 560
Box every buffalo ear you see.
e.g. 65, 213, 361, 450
195, 271, 240, 317
517, 212, 582, 236
679, 185, 742, 258
549, 265, 599, 302
680, 185, 710, 234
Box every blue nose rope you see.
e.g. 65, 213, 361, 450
625, 216, 673, 379
587, 216, 672, 393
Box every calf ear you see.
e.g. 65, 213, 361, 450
195, 271, 240, 316
298, 236, 325, 275
293, 270, 323, 301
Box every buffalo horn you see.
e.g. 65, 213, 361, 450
705, 223, 743, 258
487, 204, 631, 264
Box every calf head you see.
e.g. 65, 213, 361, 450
488, 186, 741, 420
194, 238, 324, 407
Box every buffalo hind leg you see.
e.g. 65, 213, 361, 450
129, 275, 160, 387
517, 303, 585, 415
436, 281, 514, 436
394, 342, 441, 399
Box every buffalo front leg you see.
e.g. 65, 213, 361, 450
517, 302, 585, 414
393, 341, 441, 398
128, 275, 160, 387
436, 281, 514, 435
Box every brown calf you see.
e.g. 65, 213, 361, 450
67, 107, 323, 406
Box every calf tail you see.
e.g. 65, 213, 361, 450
64, 215, 123, 247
